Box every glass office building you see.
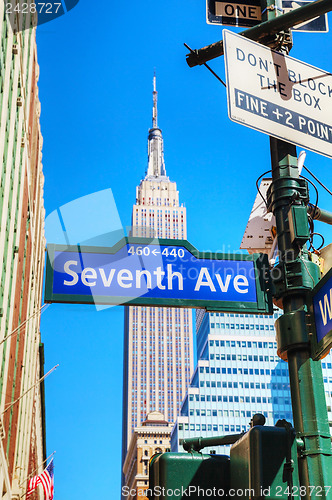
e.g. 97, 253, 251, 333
171, 310, 332, 454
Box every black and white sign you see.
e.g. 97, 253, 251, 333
207, 0, 328, 30
223, 30, 332, 159
206, 0, 261, 27
282, 0, 328, 32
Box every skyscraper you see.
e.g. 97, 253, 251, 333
0, 6, 46, 499
171, 310, 332, 454
122, 77, 194, 489
171, 309, 291, 454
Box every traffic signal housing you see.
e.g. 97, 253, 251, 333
149, 420, 299, 499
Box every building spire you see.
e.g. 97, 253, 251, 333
152, 71, 158, 129
146, 73, 167, 178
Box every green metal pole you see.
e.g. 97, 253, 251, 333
260, 0, 332, 496
268, 140, 332, 498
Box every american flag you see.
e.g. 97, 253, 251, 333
27, 459, 54, 500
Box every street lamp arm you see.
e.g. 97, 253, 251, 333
308, 204, 332, 225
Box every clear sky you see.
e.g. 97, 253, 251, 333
36, 0, 332, 497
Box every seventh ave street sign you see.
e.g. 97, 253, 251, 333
45, 237, 272, 314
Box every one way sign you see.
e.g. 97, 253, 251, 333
206, 0, 328, 30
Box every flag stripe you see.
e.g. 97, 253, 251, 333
26, 459, 54, 500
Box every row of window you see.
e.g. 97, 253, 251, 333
199, 364, 288, 376
190, 393, 290, 404
210, 323, 275, 331
137, 199, 177, 206
210, 312, 279, 319
208, 359, 279, 368
186, 408, 284, 418
191, 379, 289, 392
209, 340, 277, 349
202, 354, 285, 364
180, 423, 246, 433
179, 414, 293, 433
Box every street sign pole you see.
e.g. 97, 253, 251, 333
182, 0, 332, 495
262, 3, 332, 496
269, 137, 332, 498
186, 0, 332, 66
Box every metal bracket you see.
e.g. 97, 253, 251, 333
271, 258, 321, 299
266, 177, 309, 214
262, 4, 284, 13
300, 431, 332, 439
300, 449, 332, 457
274, 29, 293, 52
296, 431, 332, 457
276, 309, 309, 360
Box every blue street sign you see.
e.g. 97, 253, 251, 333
45, 238, 272, 314
312, 268, 332, 359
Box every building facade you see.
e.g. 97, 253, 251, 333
122, 411, 173, 499
0, 5, 46, 499
122, 78, 194, 489
171, 310, 332, 455
172, 310, 291, 454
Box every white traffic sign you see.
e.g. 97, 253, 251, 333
223, 30, 332, 159
282, 0, 328, 32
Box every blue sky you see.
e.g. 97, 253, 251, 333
36, 0, 332, 497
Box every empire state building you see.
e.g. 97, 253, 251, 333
122, 77, 194, 487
